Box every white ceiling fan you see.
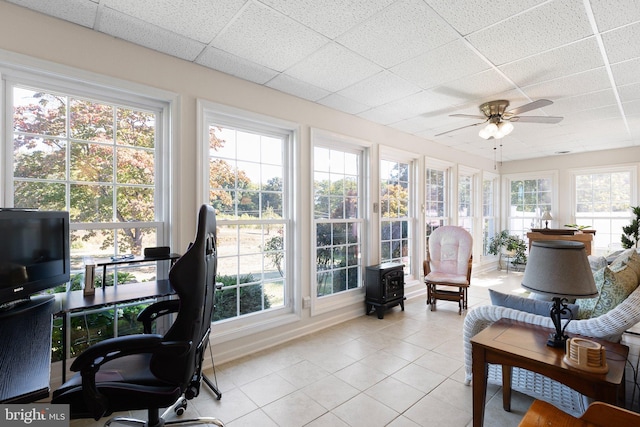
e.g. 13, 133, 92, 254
436, 99, 564, 139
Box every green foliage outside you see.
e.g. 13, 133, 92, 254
50, 271, 142, 362
621, 206, 640, 249
213, 274, 271, 321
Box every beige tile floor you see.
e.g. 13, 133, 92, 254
68, 270, 537, 427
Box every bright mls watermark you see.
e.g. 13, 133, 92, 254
0, 404, 69, 426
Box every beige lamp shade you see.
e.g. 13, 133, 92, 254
541, 211, 553, 221
521, 240, 597, 299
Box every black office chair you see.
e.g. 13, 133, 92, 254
52, 205, 225, 427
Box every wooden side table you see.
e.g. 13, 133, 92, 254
471, 319, 629, 427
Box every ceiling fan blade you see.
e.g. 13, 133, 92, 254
450, 113, 487, 119
435, 121, 486, 136
510, 115, 563, 124
505, 99, 553, 116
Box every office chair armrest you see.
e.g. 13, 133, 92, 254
70, 335, 192, 421
137, 299, 180, 333
71, 334, 165, 372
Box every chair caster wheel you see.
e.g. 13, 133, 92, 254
175, 399, 187, 416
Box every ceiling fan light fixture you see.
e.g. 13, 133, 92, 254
500, 121, 514, 136
478, 127, 492, 139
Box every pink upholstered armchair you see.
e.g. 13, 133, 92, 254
423, 225, 473, 314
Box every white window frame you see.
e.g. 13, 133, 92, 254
379, 146, 419, 281
197, 100, 301, 340
503, 170, 558, 240
482, 171, 499, 259
1, 52, 176, 359
570, 164, 637, 254
1, 57, 174, 235
310, 128, 371, 316
424, 158, 453, 241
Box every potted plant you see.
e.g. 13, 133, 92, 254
564, 224, 592, 233
621, 206, 640, 249
488, 230, 528, 270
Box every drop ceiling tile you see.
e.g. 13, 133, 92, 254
500, 38, 604, 87
387, 117, 432, 134
337, 0, 458, 68
623, 99, 640, 115
601, 22, 640, 64
522, 68, 612, 101
7, 0, 97, 27
590, 0, 640, 31
102, 0, 245, 43
611, 58, 640, 86
337, 71, 421, 108
366, 90, 458, 125
618, 83, 640, 102
266, 74, 330, 102
212, 1, 328, 72
425, 0, 545, 36
357, 108, 396, 125
196, 47, 279, 85
317, 93, 369, 115
96, 7, 206, 61
543, 89, 618, 115
260, 0, 395, 39
433, 69, 516, 104
283, 43, 382, 92
390, 40, 490, 90
467, 1, 593, 65
560, 105, 622, 125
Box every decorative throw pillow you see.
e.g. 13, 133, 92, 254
576, 264, 639, 319
609, 249, 637, 272
588, 255, 607, 272
489, 289, 578, 319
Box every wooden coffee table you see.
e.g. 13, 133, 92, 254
470, 318, 629, 427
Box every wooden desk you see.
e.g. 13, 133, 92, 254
54, 280, 176, 382
471, 319, 628, 427
519, 400, 640, 427
0, 296, 55, 403
527, 232, 594, 255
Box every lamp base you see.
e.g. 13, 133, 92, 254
547, 297, 572, 349
547, 333, 568, 348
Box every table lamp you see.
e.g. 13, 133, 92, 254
541, 211, 553, 229
521, 240, 598, 348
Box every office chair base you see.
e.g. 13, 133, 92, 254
104, 399, 225, 427
104, 416, 225, 427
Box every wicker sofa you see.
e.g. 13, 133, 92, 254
463, 249, 640, 416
